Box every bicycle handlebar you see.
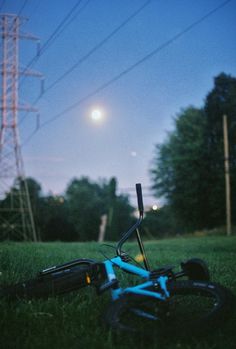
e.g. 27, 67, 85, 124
136, 183, 144, 216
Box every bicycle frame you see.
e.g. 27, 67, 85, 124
103, 256, 170, 301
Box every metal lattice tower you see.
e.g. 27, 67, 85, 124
0, 14, 41, 241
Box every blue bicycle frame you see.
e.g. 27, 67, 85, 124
103, 256, 170, 301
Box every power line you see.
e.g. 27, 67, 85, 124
3, 0, 29, 22
44, 0, 151, 93
19, 0, 90, 85
19, 0, 92, 124
22, 0, 232, 147
18, 0, 29, 16
41, 0, 233, 127
35, 0, 83, 55
19, 0, 151, 125
39, 0, 91, 56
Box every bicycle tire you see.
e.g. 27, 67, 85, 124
0, 259, 95, 300
104, 280, 234, 335
181, 258, 210, 281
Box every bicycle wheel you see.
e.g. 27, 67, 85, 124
104, 280, 233, 335
0, 259, 95, 300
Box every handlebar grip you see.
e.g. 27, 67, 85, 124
136, 183, 144, 215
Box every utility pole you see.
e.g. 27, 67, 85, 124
223, 114, 231, 236
0, 14, 42, 241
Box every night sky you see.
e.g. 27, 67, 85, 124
1, 0, 236, 206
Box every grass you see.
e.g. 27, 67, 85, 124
0, 235, 236, 349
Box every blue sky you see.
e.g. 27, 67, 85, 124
1, 0, 236, 206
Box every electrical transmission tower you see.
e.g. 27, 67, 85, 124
0, 13, 42, 241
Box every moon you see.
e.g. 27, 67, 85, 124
91, 109, 103, 122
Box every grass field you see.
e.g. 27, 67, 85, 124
0, 235, 236, 349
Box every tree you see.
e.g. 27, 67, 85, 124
39, 195, 76, 241
204, 73, 236, 226
0, 176, 134, 241
105, 193, 134, 241
66, 177, 104, 241
103, 177, 134, 241
65, 176, 134, 241
151, 107, 210, 232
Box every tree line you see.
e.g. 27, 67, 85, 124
0, 177, 134, 241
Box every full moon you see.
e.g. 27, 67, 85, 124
91, 109, 103, 122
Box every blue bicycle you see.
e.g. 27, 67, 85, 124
1, 184, 233, 335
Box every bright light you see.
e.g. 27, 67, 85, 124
152, 204, 158, 211
91, 109, 103, 122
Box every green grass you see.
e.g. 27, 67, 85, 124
0, 235, 236, 349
